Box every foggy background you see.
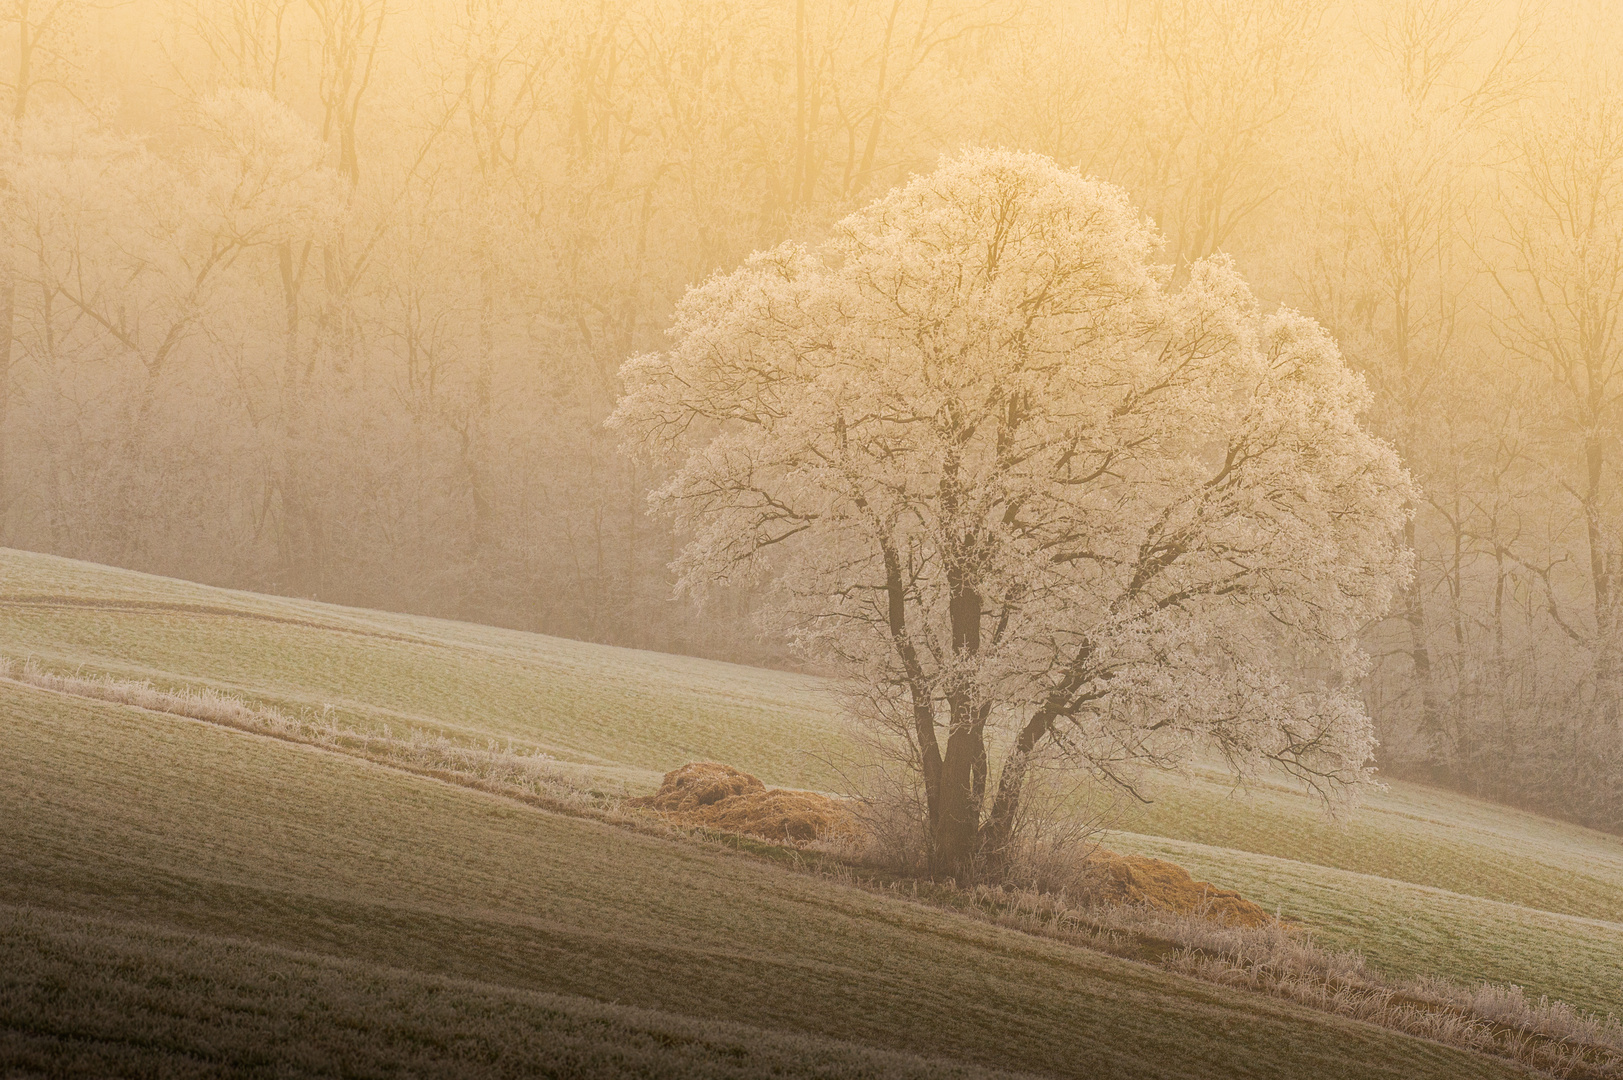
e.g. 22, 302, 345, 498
2, 0, 1620, 829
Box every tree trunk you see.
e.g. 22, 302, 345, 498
1402, 510, 1447, 778
978, 638, 1097, 875
874, 532, 943, 829
0, 278, 12, 537
928, 525, 986, 880
933, 723, 981, 880
1583, 430, 1620, 793
977, 708, 1052, 875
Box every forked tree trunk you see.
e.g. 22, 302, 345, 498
976, 709, 1051, 875
977, 640, 1096, 875
929, 547, 985, 880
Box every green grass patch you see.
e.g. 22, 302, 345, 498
1107, 768, 1623, 923
1107, 831, 1623, 1018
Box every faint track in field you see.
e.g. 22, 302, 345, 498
0, 595, 443, 647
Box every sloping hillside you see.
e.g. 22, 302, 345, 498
2, 546, 1618, 1075
1, 676, 1525, 1079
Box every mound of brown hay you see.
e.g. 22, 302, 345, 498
1088, 850, 1273, 927
628, 762, 859, 845
631, 762, 765, 812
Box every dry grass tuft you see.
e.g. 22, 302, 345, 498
627, 762, 862, 844
1086, 850, 1274, 927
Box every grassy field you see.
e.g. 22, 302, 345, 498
2, 906, 1038, 1080
2, 545, 1620, 1069
0, 678, 1524, 1079
0, 551, 837, 789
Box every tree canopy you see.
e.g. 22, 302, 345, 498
612, 148, 1414, 878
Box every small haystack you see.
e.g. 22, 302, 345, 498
628, 762, 859, 845
632, 762, 765, 811
1088, 850, 1272, 927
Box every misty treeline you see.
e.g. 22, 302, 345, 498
1, 0, 1621, 827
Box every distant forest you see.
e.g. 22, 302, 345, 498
3, 0, 1620, 828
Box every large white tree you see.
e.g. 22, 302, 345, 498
612, 148, 1413, 879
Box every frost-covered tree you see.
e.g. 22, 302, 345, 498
612, 149, 1413, 879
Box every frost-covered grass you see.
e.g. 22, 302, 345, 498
0, 653, 631, 816
790, 863, 1623, 1077
0, 680, 1518, 1080
1002, 891, 1623, 1078
3, 546, 1622, 1016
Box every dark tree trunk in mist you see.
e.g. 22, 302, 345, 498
0, 279, 12, 535
1582, 427, 1621, 813
1403, 510, 1448, 779
978, 711, 1052, 871
276, 239, 315, 591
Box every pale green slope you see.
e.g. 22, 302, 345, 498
0, 548, 839, 787
1110, 765, 1623, 922
1112, 831, 1623, 1016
